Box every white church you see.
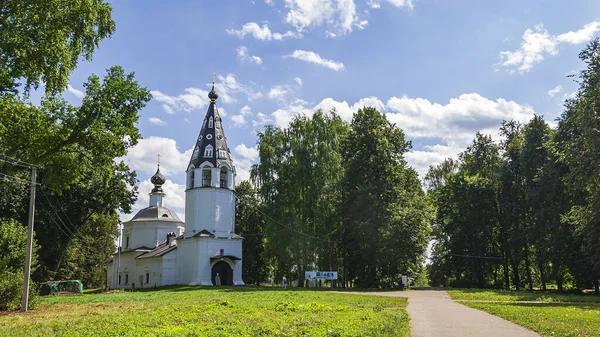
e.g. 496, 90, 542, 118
107, 81, 244, 288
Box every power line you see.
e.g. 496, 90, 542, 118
39, 187, 78, 238
0, 154, 36, 168
0, 172, 39, 185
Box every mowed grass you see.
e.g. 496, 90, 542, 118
449, 289, 600, 337
0, 286, 409, 337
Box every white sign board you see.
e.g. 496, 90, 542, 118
305, 271, 338, 280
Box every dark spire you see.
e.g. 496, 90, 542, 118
188, 74, 233, 169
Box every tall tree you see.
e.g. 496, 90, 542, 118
235, 181, 267, 286
341, 107, 430, 288
0, 0, 115, 95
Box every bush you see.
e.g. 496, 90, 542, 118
0, 272, 39, 311
0, 219, 39, 311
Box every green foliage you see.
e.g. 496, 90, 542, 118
0, 219, 39, 311
0, 0, 115, 95
251, 110, 349, 285
236, 181, 268, 285
341, 107, 431, 288
0, 287, 410, 336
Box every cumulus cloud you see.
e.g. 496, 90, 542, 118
385, 0, 414, 9
231, 105, 254, 127
547, 85, 563, 97
235, 144, 259, 161
294, 77, 303, 86
148, 117, 166, 126
151, 88, 210, 114
252, 112, 273, 127
119, 136, 193, 178
226, 22, 300, 40
67, 85, 85, 99
215, 74, 263, 103
499, 22, 600, 73
283, 0, 361, 35
126, 179, 186, 221
268, 85, 290, 100
237, 46, 263, 64
285, 50, 344, 71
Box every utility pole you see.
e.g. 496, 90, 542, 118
21, 167, 37, 312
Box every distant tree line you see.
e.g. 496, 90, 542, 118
236, 108, 431, 288
426, 40, 600, 294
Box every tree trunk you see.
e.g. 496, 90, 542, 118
539, 262, 546, 291
503, 256, 510, 290
524, 250, 533, 290
511, 256, 521, 290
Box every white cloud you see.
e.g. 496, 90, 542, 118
285, 50, 344, 71
268, 85, 290, 100
283, 0, 360, 35
252, 112, 272, 127
385, 0, 414, 9
237, 46, 263, 64
499, 22, 600, 73
265, 0, 274, 5
67, 85, 84, 99
386, 93, 535, 147
234, 144, 259, 161
149, 117, 166, 126
162, 104, 175, 115
231, 156, 253, 184
119, 136, 193, 178
240, 105, 253, 116
547, 85, 563, 97
367, 0, 380, 8
266, 93, 534, 178
294, 77, 303, 86
231, 114, 247, 127
215, 74, 263, 104
226, 22, 300, 40
128, 179, 186, 221
151, 88, 210, 114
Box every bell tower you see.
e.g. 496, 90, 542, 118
184, 78, 236, 238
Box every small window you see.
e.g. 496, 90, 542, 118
220, 249, 224, 255
162, 214, 169, 218
118, 274, 121, 285
208, 116, 213, 128
218, 147, 227, 159
215, 119, 222, 128
204, 145, 213, 157
146, 273, 150, 284
125, 236, 129, 249
203, 167, 212, 187
125, 274, 129, 284
220, 167, 228, 188
189, 171, 195, 188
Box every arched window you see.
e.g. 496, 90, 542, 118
125, 274, 129, 284
208, 116, 214, 128
203, 167, 212, 187
125, 236, 129, 248
118, 274, 121, 285
189, 170, 195, 189
215, 119, 222, 129
218, 146, 227, 159
220, 167, 228, 188
204, 144, 213, 158
146, 273, 149, 284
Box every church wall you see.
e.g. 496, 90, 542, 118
162, 250, 177, 285
125, 221, 184, 250
135, 258, 163, 288
184, 188, 235, 238
205, 238, 244, 285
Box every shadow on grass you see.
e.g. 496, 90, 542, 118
451, 288, 600, 303
117, 285, 411, 294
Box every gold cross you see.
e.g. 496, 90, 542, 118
211, 72, 216, 85
156, 153, 161, 167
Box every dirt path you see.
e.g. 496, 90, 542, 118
347, 290, 541, 337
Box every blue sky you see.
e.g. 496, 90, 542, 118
58, 0, 600, 219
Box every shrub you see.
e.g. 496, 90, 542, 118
0, 219, 39, 311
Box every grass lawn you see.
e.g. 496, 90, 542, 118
449, 289, 600, 337
0, 286, 409, 337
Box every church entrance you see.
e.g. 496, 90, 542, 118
211, 261, 233, 285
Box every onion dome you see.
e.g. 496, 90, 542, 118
151, 166, 165, 193
208, 85, 219, 102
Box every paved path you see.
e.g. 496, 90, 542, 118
349, 290, 540, 337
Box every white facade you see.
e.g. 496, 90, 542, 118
108, 84, 244, 288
